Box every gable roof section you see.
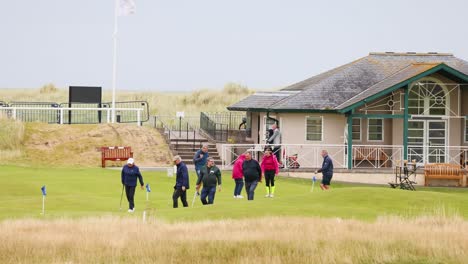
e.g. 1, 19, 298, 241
227, 52, 468, 113
338, 63, 468, 113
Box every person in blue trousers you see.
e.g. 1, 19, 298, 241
193, 144, 209, 180
242, 152, 262, 200
195, 158, 222, 205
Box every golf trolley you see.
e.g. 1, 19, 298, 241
389, 161, 417, 191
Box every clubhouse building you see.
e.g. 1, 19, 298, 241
226, 52, 468, 170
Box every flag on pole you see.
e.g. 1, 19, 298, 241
310, 175, 316, 192
146, 183, 151, 192
41, 185, 47, 196
118, 0, 136, 16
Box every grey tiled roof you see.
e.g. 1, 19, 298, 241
228, 52, 468, 112
227, 91, 299, 111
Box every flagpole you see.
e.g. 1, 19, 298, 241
111, 0, 119, 123
42, 195, 45, 215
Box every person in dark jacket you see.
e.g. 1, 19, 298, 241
193, 144, 209, 180
173, 155, 189, 208
242, 152, 262, 200
121, 158, 144, 213
315, 150, 334, 190
195, 158, 222, 205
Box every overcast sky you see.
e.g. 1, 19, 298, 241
1, 0, 467, 91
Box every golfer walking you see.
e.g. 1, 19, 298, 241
195, 158, 222, 205
315, 150, 334, 190
121, 158, 144, 213
173, 155, 189, 208
242, 152, 262, 200
193, 144, 209, 180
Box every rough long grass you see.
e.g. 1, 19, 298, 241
1, 215, 467, 264
0, 115, 24, 160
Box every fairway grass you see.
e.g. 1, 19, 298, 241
2, 166, 468, 263
1, 165, 468, 221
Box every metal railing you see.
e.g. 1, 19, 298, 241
200, 112, 228, 142
152, 115, 199, 151
203, 111, 246, 131
1, 107, 144, 126
0, 101, 149, 124
222, 144, 468, 170
221, 144, 406, 170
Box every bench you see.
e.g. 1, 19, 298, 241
353, 147, 388, 167
101, 146, 133, 168
424, 163, 463, 187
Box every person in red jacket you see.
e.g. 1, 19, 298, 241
232, 154, 246, 198
261, 147, 279, 197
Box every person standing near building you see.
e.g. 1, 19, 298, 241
173, 155, 189, 208
232, 154, 246, 198
242, 152, 262, 200
121, 158, 144, 213
315, 150, 334, 190
193, 144, 209, 180
195, 158, 222, 205
267, 123, 282, 163
261, 147, 279, 198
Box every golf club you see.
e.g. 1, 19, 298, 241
119, 184, 124, 210
191, 191, 199, 207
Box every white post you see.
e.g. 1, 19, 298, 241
111, 0, 119, 123
107, 109, 111, 123
42, 196, 45, 215
142, 211, 146, 222
59, 108, 64, 124
137, 110, 141, 126
12, 108, 16, 120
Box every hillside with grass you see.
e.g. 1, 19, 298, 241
0, 117, 172, 167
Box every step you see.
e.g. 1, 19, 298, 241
177, 154, 221, 160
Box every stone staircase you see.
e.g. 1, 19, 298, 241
170, 139, 221, 166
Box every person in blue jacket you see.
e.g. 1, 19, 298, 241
121, 158, 144, 213
173, 155, 189, 208
315, 150, 334, 190
193, 144, 209, 179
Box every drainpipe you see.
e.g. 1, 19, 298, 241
347, 111, 353, 169
266, 111, 279, 126
403, 86, 409, 161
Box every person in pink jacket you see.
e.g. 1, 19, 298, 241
232, 154, 246, 198
261, 147, 279, 197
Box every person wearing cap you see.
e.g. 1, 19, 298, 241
173, 155, 189, 208
195, 157, 222, 205
121, 158, 144, 213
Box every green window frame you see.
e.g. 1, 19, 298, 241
306, 116, 322, 141
352, 118, 361, 141
368, 118, 383, 141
